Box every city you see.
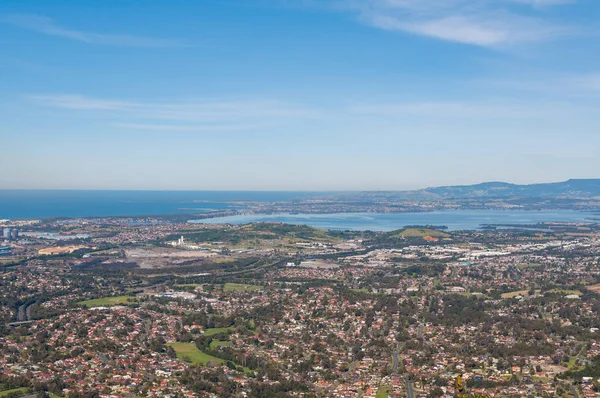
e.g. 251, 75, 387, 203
3, 0, 600, 396
1, 216, 600, 397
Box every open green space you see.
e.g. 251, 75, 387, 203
0, 387, 29, 397
78, 295, 136, 307
167, 342, 225, 366
210, 340, 231, 349
547, 289, 582, 296
223, 283, 263, 292
375, 385, 390, 398
501, 289, 539, 299
204, 326, 234, 336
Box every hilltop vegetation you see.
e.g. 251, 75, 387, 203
166, 223, 349, 245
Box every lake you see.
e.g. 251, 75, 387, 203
190, 210, 597, 231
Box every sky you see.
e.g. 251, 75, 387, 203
1, 0, 599, 191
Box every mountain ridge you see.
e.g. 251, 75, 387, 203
353, 179, 600, 201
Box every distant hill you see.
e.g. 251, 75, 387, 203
348, 179, 600, 201
420, 179, 600, 199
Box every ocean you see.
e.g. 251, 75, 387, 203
0, 190, 596, 231
0, 190, 318, 219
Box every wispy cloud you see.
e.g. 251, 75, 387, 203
350, 98, 590, 119
315, 0, 577, 47
114, 122, 277, 132
28, 94, 136, 110
1, 14, 186, 47
27, 94, 318, 132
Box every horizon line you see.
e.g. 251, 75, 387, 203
0, 178, 598, 193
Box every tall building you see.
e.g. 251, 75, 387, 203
10, 229, 18, 240
2, 228, 11, 239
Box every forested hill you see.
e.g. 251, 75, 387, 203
347, 179, 600, 201
421, 179, 600, 199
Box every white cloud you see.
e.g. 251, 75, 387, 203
27, 93, 318, 131
326, 0, 576, 47
1, 14, 186, 47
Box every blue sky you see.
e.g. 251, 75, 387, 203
1, 0, 599, 190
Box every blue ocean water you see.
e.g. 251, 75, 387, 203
0, 190, 319, 219
0, 191, 596, 231
191, 210, 598, 231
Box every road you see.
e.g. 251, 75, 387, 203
571, 384, 581, 398
392, 343, 404, 373
392, 351, 399, 373
405, 375, 415, 398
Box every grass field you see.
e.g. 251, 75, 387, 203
392, 228, 449, 238
0, 387, 29, 397
210, 340, 231, 349
375, 385, 390, 398
167, 342, 224, 366
223, 283, 263, 292
203, 326, 234, 336
78, 295, 135, 307
501, 289, 538, 299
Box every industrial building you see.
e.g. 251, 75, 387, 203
0, 246, 11, 256
2, 228, 19, 240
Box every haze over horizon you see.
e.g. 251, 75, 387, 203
2, 0, 600, 190
1, 178, 599, 193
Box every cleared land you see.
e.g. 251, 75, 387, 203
501, 289, 581, 299
392, 228, 450, 238
78, 295, 136, 307
501, 290, 538, 299
223, 283, 263, 292
587, 283, 600, 293
38, 245, 87, 255
167, 342, 224, 366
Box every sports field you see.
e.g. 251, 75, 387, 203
223, 283, 263, 292
78, 295, 135, 307
167, 342, 224, 365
